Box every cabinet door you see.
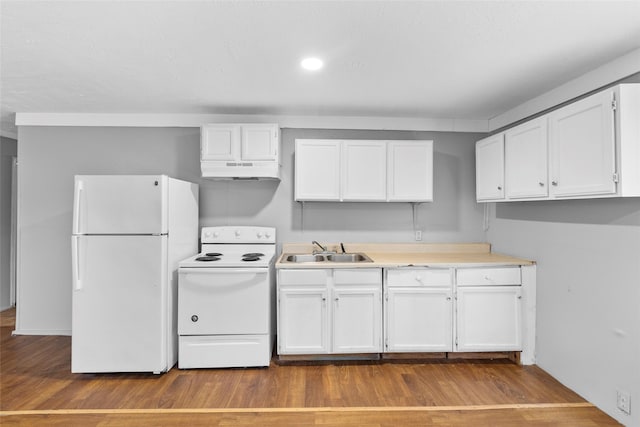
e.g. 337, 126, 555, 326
475, 135, 505, 201
548, 89, 616, 197
387, 141, 433, 202
505, 117, 548, 199
278, 288, 329, 354
341, 141, 387, 201
295, 139, 341, 201
241, 124, 279, 161
456, 286, 522, 352
385, 288, 452, 352
201, 124, 241, 161
332, 286, 382, 353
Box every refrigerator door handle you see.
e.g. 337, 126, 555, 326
73, 179, 84, 234
72, 236, 82, 290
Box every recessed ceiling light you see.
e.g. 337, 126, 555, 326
301, 57, 324, 71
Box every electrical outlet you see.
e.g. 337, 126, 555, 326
617, 389, 631, 414
415, 230, 422, 241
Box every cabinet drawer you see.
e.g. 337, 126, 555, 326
278, 269, 329, 286
386, 268, 451, 287
456, 267, 521, 286
334, 268, 381, 286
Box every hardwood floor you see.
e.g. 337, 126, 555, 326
0, 308, 620, 426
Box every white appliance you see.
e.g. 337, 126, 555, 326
178, 226, 276, 369
71, 175, 199, 374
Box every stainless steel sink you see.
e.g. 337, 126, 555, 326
284, 254, 327, 263
282, 252, 373, 263
326, 253, 372, 262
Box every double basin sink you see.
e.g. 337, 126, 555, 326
282, 252, 373, 264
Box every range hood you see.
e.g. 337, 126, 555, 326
201, 160, 280, 180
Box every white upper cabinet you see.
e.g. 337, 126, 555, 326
201, 124, 240, 161
548, 89, 616, 198
241, 124, 280, 161
201, 123, 280, 179
475, 134, 505, 201
295, 139, 341, 201
476, 83, 640, 202
341, 141, 387, 201
505, 117, 548, 199
387, 141, 433, 202
295, 139, 433, 202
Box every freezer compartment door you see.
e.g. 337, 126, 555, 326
72, 235, 169, 373
178, 268, 271, 336
73, 175, 168, 235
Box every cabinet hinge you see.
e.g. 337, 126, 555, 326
613, 173, 619, 183
611, 99, 617, 110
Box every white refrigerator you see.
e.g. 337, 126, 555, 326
71, 175, 199, 374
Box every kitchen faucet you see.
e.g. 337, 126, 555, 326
312, 240, 332, 254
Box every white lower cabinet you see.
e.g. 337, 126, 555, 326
278, 287, 329, 354
277, 268, 382, 355
455, 267, 523, 352
384, 268, 453, 352
278, 265, 530, 358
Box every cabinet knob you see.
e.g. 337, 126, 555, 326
497, 186, 502, 190
539, 182, 544, 187
552, 181, 558, 186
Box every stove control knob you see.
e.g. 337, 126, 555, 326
213, 231, 220, 238
235, 230, 241, 237
257, 231, 263, 238
265, 232, 272, 239
191, 315, 198, 322
203, 231, 212, 239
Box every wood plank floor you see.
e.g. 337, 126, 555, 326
0, 308, 621, 426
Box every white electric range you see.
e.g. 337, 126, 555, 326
177, 226, 276, 369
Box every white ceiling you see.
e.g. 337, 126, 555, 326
2, 0, 640, 138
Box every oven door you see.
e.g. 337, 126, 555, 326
178, 268, 270, 336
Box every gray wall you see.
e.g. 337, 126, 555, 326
1, 137, 17, 310
15, 126, 484, 333
487, 200, 640, 427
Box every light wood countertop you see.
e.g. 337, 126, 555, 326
276, 242, 534, 268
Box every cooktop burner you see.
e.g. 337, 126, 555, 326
195, 256, 221, 262
242, 256, 261, 262
242, 253, 264, 258
205, 252, 223, 257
